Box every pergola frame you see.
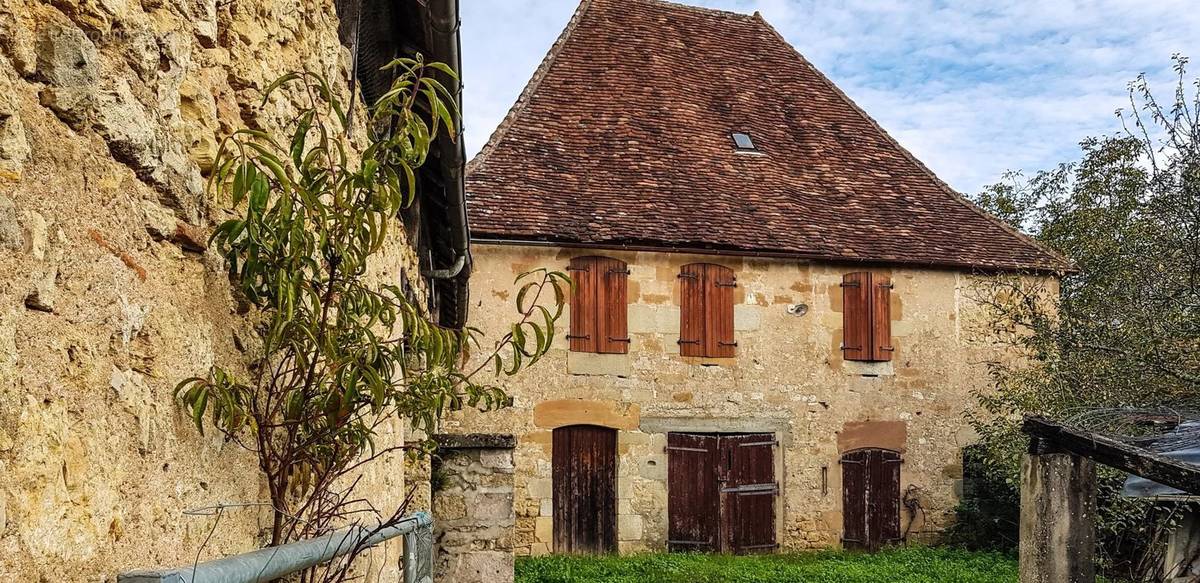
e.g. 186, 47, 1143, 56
1019, 415, 1200, 582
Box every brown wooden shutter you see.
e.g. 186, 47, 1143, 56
597, 257, 629, 354
842, 272, 872, 361
679, 263, 705, 357
568, 257, 598, 353
707, 264, 737, 358
871, 275, 893, 362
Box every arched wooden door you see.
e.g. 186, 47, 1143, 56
841, 448, 901, 551
552, 425, 617, 553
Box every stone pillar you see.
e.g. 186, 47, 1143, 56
1165, 509, 1200, 582
432, 434, 516, 583
1019, 447, 1097, 583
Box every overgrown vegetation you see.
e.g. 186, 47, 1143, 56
961, 55, 1200, 581
174, 57, 568, 577
515, 548, 1023, 583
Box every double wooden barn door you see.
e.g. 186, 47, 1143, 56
552, 425, 618, 553
841, 448, 902, 551
666, 432, 777, 553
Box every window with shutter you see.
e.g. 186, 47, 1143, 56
568, 256, 629, 354
841, 272, 893, 362
679, 263, 736, 358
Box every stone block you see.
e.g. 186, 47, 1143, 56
532, 399, 640, 430
638, 457, 666, 481
539, 498, 552, 517
733, 304, 762, 331
525, 478, 552, 499
480, 449, 514, 470
35, 24, 98, 88
433, 493, 467, 521
0, 104, 29, 180
628, 304, 679, 334
837, 420, 906, 454
534, 516, 552, 542
618, 514, 643, 541
0, 195, 21, 250
842, 359, 894, 377
442, 551, 513, 583
566, 351, 632, 377
473, 492, 515, 522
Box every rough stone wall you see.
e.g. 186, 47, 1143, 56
447, 243, 1053, 555
0, 0, 419, 579
432, 434, 515, 583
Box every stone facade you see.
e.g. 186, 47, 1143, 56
0, 0, 420, 579
432, 434, 516, 583
446, 242, 1050, 555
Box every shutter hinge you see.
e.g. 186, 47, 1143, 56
566, 334, 591, 340
566, 266, 589, 272
677, 339, 701, 345
607, 268, 631, 275
880, 346, 895, 352
877, 282, 894, 289
715, 280, 738, 288
677, 273, 699, 280
718, 341, 738, 347
839, 281, 860, 288
840, 345, 862, 351
607, 336, 631, 343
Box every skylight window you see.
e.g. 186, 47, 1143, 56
731, 132, 757, 152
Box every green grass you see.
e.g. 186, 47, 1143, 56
515, 547, 1021, 583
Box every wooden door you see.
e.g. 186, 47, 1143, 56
841, 448, 901, 551
667, 433, 720, 551
667, 432, 777, 553
721, 434, 778, 553
552, 425, 617, 553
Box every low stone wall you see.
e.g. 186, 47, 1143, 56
432, 434, 516, 583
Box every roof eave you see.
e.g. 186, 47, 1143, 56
470, 234, 1074, 275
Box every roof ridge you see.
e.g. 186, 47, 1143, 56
467, 0, 595, 176
642, 0, 757, 21
752, 16, 1074, 273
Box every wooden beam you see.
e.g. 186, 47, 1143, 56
1022, 415, 1200, 495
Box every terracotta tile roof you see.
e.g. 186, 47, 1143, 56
466, 0, 1070, 272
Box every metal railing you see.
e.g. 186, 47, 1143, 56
118, 511, 433, 583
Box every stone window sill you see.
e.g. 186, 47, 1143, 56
567, 351, 632, 377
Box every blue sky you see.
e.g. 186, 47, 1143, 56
459, 0, 1200, 195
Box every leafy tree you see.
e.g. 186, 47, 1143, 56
962, 55, 1200, 580
175, 57, 569, 560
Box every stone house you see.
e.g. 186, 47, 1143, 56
0, 0, 469, 579
452, 0, 1070, 556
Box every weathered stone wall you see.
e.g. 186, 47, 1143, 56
447, 243, 1052, 555
0, 0, 419, 579
432, 434, 516, 583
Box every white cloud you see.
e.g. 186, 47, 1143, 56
461, 0, 1200, 194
